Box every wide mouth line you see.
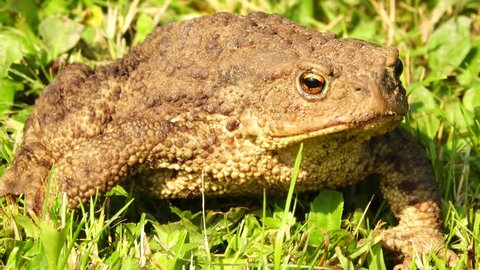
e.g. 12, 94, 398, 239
269, 114, 403, 139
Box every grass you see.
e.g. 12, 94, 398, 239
0, 0, 479, 268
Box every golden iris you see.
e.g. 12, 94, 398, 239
299, 72, 326, 95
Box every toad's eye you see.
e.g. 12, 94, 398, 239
298, 72, 326, 96
394, 59, 403, 78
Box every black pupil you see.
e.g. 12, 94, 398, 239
304, 76, 322, 89
395, 60, 403, 77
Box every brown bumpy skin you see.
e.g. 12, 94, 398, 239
0, 12, 456, 267
369, 130, 458, 267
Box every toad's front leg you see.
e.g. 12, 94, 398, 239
52, 119, 175, 210
1, 119, 169, 213
370, 129, 457, 268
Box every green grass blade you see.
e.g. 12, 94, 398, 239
274, 143, 303, 270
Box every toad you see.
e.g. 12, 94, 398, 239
0, 12, 456, 267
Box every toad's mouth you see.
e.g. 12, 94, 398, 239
275, 113, 402, 137
251, 113, 404, 149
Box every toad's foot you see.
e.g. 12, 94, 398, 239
380, 225, 458, 269
369, 130, 458, 268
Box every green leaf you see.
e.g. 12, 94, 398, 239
135, 14, 154, 43
367, 243, 387, 270
5, 0, 39, 29
349, 20, 382, 42
289, 0, 314, 26
11, 107, 33, 124
0, 79, 22, 113
305, 190, 344, 246
120, 257, 140, 270
13, 215, 39, 238
153, 223, 189, 249
427, 16, 472, 76
408, 85, 441, 138
336, 246, 355, 270
38, 15, 84, 61
307, 189, 344, 232
81, 26, 97, 47
473, 211, 480, 265
152, 223, 195, 268
444, 98, 473, 131
39, 221, 67, 270
457, 37, 480, 86
105, 185, 129, 197
462, 84, 480, 123
85, 5, 104, 28
0, 28, 34, 78
463, 87, 480, 116
39, 0, 69, 17
104, 251, 121, 268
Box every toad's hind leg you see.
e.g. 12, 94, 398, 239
370, 129, 457, 268
50, 120, 166, 209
